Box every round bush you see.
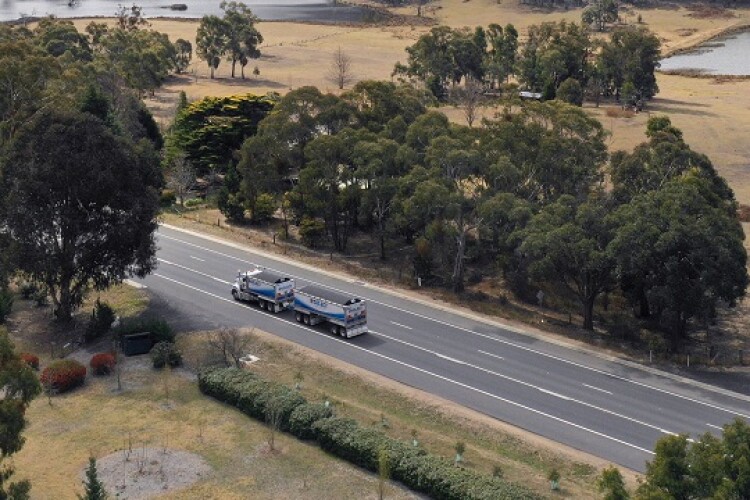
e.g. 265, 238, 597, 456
151, 341, 182, 369
40, 359, 86, 393
20, 353, 39, 370
289, 403, 334, 440
90, 353, 116, 375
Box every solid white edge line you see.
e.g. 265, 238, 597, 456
157, 230, 750, 419
706, 423, 724, 431
157, 258, 233, 285
151, 272, 655, 456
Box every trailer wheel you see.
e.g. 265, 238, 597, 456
295, 312, 302, 322
340, 328, 348, 339
232, 290, 239, 301
303, 315, 310, 325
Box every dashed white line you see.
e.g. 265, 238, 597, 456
374, 330, 676, 436
158, 232, 750, 419
707, 423, 724, 431
583, 384, 613, 395
478, 350, 504, 361
435, 353, 466, 365
390, 321, 413, 330
151, 272, 655, 456
190, 255, 205, 262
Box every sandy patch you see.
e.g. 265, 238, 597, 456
91, 447, 211, 499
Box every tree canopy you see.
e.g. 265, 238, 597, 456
0, 110, 161, 321
0, 328, 41, 498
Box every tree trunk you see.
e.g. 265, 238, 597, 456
231, 59, 236, 78
582, 296, 595, 331
210, 65, 215, 79
241, 65, 245, 79
452, 226, 466, 293
56, 278, 74, 322
638, 289, 650, 318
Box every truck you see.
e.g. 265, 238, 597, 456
292, 284, 368, 338
231, 269, 294, 313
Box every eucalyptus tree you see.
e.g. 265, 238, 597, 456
196, 15, 229, 79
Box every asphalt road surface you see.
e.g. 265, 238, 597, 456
139, 225, 750, 472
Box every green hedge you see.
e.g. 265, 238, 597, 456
199, 367, 304, 432
289, 402, 333, 440
198, 368, 540, 500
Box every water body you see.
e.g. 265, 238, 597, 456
660, 30, 750, 76
0, 0, 368, 24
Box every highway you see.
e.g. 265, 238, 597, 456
140, 224, 750, 472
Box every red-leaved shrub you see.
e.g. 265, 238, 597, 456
40, 359, 86, 393
20, 353, 39, 370
90, 353, 116, 376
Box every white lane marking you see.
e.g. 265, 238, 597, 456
190, 256, 205, 262
583, 384, 614, 396
706, 423, 723, 431
374, 330, 676, 436
157, 258, 233, 285
435, 353, 466, 365
151, 272, 655, 456
540, 388, 572, 401
478, 349, 503, 361
158, 233, 750, 418
390, 321, 413, 330
124, 279, 147, 289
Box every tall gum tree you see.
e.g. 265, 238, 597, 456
0, 109, 161, 322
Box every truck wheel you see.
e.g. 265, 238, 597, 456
270, 303, 277, 313
259, 300, 267, 310
304, 315, 310, 325
295, 312, 302, 322
340, 328, 348, 339
232, 290, 239, 301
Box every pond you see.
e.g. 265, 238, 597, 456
0, 0, 370, 24
660, 30, 750, 76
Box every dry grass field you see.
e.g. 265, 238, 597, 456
71, 1, 750, 203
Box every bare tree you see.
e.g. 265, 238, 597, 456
451, 79, 485, 127
166, 154, 195, 207
207, 327, 253, 367
327, 46, 354, 90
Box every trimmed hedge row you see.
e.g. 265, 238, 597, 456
198, 367, 304, 432
289, 402, 333, 440
198, 368, 540, 500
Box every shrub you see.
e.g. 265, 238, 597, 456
184, 198, 203, 208
198, 367, 305, 432
289, 403, 334, 440
299, 217, 326, 248
20, 353, 39, 370
151, 341, 182, 369
40, 359, 86, 393
116, 318, 174, 344
84, 300, 116, 343
0, 288, 12, 323
160, 189, 176, 207
252, 193, 276, 223
90, 353, 116, 375
20, 281, 38, 300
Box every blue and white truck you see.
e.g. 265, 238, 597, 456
231, 269, 294, 313
292, 284, 368, 338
